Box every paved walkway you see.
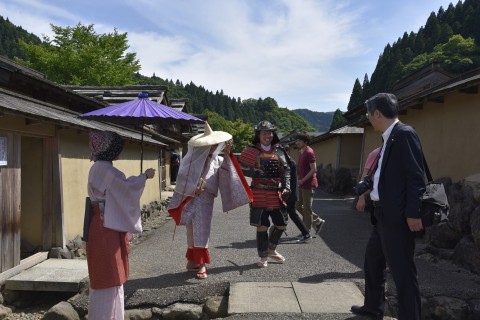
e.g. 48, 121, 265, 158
229, 281, 363, 314
119, 191, 480, 319
6, 187, 480, 318
122, 187, 480, 318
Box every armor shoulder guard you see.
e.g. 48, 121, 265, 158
240, 146, 260, 167
275, 146, 288, 167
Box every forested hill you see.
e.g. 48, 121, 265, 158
292, 109, 334, 132
347, 0, 480, 110
134, 74, 316, 133
0, 16, 41, 60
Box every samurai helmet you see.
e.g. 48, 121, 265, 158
254, 120, 277, 132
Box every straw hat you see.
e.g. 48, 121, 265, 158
188, 122, 232, 147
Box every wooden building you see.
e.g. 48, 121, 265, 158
0, 57, 181, 272
308, 126, 364, 176
345, 64, 480, 183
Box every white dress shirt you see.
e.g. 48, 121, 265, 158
370, 119, 399, 201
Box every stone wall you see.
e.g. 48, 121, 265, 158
426, 176, 480, 275
317, 165, 480, 276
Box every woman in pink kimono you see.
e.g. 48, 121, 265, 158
86, 130, 155, 319
168, 123, 252, 279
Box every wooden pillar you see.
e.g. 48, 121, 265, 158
42, 138, 54, 250
52, 129, 65, 248
0, 132, 21, 271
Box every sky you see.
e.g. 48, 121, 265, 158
1, 0, 455, 112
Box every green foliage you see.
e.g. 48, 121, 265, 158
403, 34, 480, 74
204, 110, 254, 152
349, 0, 480, 108
329, 109, 347, 131
347, 78, 363, 110
156, 79, 314, 134
269, 107, 315, 133
0, 16, 41, 60
16, 23, 140, 85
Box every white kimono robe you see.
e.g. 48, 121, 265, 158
169, 145, 252, 248
87, 160, 147, 320
181, 155, 222, 247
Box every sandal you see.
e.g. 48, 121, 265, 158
196, 271, 208, 279
268, 249, 285, 263
257, 259, 268, 268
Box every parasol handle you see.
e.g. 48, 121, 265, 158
140, 121, 144, 173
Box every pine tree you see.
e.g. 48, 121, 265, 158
347, 79, 363, 110
362, 74, 371, 101
329, 109, 347, 131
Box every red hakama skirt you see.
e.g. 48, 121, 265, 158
86, 205, 130, 289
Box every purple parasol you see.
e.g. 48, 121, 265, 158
79, 92, 204, 172
79, 92, 204, 125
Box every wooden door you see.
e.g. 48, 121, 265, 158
0, 132, 21, 272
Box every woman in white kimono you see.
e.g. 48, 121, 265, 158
86, 130, 155, 320
168, 123, 252, 279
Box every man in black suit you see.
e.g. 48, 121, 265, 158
351, 93, 425, 320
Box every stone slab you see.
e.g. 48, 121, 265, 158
5, 259, 88, 292
292, 281, 364, 313
228, 281, 364, 315
228, 282, 301, 314
0, 252, 48, 285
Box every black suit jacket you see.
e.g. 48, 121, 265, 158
377, 122, 426, 225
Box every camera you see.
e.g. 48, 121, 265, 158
353, 175, 373, 196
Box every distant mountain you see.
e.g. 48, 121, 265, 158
0, 16, 41, 60
134, 74, 316, 133
293, 109, 334, 132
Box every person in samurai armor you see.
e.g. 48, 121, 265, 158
239, 120, 292, 268
168, 123, 252, 279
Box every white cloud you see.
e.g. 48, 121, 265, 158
125, 0, 366, 110
128, 32, 192, 75
0, 0, 456, 112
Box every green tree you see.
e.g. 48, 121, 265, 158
439, 23, 454, 43
204, 110, 254, 152
424, 12, 441, 52
16, 23, 140, 85
347, 78, 363, 110
404, 34, 480, 74
329, 109, 347, 131
414, 28, 426, 54
362, 74, 371, 101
